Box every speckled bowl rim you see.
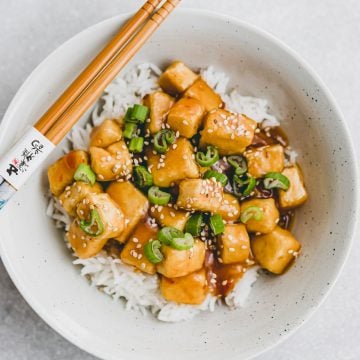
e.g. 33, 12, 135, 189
0, 8, 358, 360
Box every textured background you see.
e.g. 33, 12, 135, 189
0, 0, 360, 359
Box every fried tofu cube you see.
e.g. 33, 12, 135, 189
159, 61, 198, 95
160, 269, 208, 305
58, 181, 103, 217
120, 221, 158, 275
251, 226, 301, 274
48, 150, 88, 196
177, 178, 224, 213
150, 205, 189, 231
183, 78, 223, 112
167, 98, 206, 138
279, 165, 308, 209
200, 109, 257, 155
241, 198, 279, 234
107, 181, 149, 243
143, 91, 174, 134
146, 138, 199, 187
68, 193, 124, 258
245, 144, 284, 178
218, 224, 250, 264
157, 240, 205, 278
90, 119, 122, 148
217, 193, 241, 222
90, 140, 132, 181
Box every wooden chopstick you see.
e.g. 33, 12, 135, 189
34, 0, 162, 135
46, 0, 180, 145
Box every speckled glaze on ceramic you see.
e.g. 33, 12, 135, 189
0, 9, 357, 360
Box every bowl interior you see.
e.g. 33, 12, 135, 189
0, 10, 357, 360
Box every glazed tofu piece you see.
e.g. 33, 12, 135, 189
90, 140, 132, 181
251, 226, 301, 274
177, 178, 224, 213
183, 78, 223, 112
159, 61, 198, 95
89, 119, 122, 148
157, 240, 205, 278
150, 205, 189, 231
160, 269, 208, 305
218, 224, 250, 264
167, 98, 206, 138
107, 181, 149, 243
48, 150, 88, 196
68, 193, 125, 258
143, 91, 174, 134
200, 109, 257, 155
279, 165, 308, 209
244, 144, 285, 178
217, 193, 241, 222
58, 181, 103, 217
146, 137, 199, 187
240, 198, 279, 234
120, 221, 158, 275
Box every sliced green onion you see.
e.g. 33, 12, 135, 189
131, 104, 149, 123
153, 129, 176, 154
196, 146, 219, 167
263, 172, 290, 191
227, 155, 247, 175
240, 205, 263, 223
158, 227, 184, 246
123, 122, 137, 139
169, 233, 194, 250
209, 214, 225, 235
129, 137, 144, 153
203, 170, 228, 186
185, 213, 203, 236
133, 166, 153, 188
148, 186, 171, 205
79, 209, 104, 236
233, 174, 256, 197
74, 164, 96, 185
124, 107, 135, 122
144, 240, 163, 264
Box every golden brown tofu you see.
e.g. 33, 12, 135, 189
245, 144, 285, 178
157, 240, 205, 278
183, 78, 223, 112
67, 193, 125, 258
143, 91, 174, 134
150, 205, 189, 231
240, 198, 279, 234
58, 181, 103, 217
48, 150, 88, 196
167, 98, 206, 138
218, 224, 250, 264
90, 140, 132, 181
160, 269, 208, 305
89, 119, 122, 148
251, 226, 301, 274
146, 137, 199, 187
279, 165, 308, 209
120, 221, 158, 275
200, 109, 257, 155
159, 61, 198, 95
217, 193, 241, 222
176, 178, 223, 213
107, 181, 149, 243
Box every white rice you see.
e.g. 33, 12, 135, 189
47, 63, 292, 322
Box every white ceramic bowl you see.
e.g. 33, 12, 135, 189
0, 9, 357, 360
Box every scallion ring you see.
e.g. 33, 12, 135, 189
124, 104, 149, 124
129, 136, 144, 153
79, 209, 104, 236
203, 170, 228, 186
123, 122, 137, 139
209, 214, 225, 235
158, 227, 184, 246
148, 186, 171, 205
185, 213, 203, 236
74, 164, 96, 185
153, 129, 176, 154
144, 240, 163, 264
227, 155, 247, 175
240, 206, 263, 223
196, 146, 219, 167
263, 172, 290, 191
133, 166, 153, 188
169, 233, 194, 250
233, 174, 256, 197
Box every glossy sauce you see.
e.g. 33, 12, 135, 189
251, 126, 289, 148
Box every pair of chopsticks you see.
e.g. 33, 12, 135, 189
35, 0, 180, 145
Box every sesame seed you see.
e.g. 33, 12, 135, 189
133, 237, 139, 243
229, 247, 235, 252
241, 245, 248, 250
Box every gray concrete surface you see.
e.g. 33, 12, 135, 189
0, 0, 360, 359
